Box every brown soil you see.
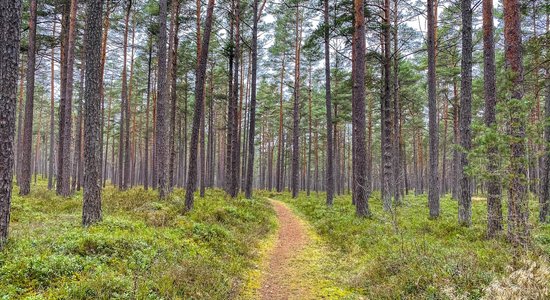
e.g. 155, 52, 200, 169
259, 199, 311, 300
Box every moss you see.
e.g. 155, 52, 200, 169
264, 190, 550, 299
0, 181, 276, 299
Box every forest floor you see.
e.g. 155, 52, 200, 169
0, 180, 277, 299
2, 180, 550, 299
261, 191, 550, 299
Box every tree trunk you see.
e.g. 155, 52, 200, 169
504, 0, 529, 245
381, 0, 393, 211
540, 75, 550, 223
103, 91, 112, 187
48, 22, 57, 190
276, 53, 286, 192
229, 1, 241, 197
19, 0, 37, 195
0, 0, 23, 246
245, 0, 259, 198
353, 0, 370, 217
168, 0, 180, 190
306, 63, 313, 196
144, 36, 153, 190
156, 0, 169, 199
57, 0, 76, 197
483, 0, 503, 235
291, 3, 302, 199
324, 0, 334, 205
185, 0, 215, 211
82, 0, 103, 226
392, 0, 401, 204
458, 0, 473, 226
427, 0, 439, 217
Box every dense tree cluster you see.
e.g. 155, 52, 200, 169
0, 0, 548, 248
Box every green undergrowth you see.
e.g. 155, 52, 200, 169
1, 180, 276, 299
263, 190, 550, 299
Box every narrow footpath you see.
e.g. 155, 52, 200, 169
259, 199, 312, 299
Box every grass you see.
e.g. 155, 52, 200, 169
0, 179, 276, 299
263, 190, 550, 299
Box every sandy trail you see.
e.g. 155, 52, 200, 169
259, 199, 311, 300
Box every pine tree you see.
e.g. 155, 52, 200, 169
0, 0, 23, 246
82, 0, 104, 226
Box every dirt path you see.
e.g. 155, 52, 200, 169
259, 199, 311, 299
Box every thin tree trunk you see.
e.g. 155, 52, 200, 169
144, 36, 153, 190
458, 0, 473, 226
540, 75, 550, 223
19, 0, 37, 195
103, 91, 112, 187
245, 0, 259, 198
291, 3, 302, 198
353, 0, 370, 217
392, 0, 401, 204
156, 0, 169, 199
276, 53, 286, 192
427, 0, 439, 217
185, 0, 215, 210
168, 0, 181, 190
324, 0, 334, 205
484, 0, 503, 235
48, 22, 57, 190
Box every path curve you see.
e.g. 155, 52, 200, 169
259, 199, 311, 299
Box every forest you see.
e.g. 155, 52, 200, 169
0, 0, 549, 298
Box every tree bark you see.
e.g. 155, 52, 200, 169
427, 0, 439, 217
144, 36, 153, 190
353, 0, 370, 217
168, 0, 181, 190
48, 22, 57, 190
291, 3, 302, 198
540, 75, 550, 223
156, 0, 169, 199
382, 0, 393, 210
19, 0, 37, 195
82, 0, 103, 226
0, 0, 22, 246
185, 0, 215, 211
483, 0, 503, 235
504, 0, 529, 245
245, 0, 259, 198
324, 0, 334, 205
458, 0, 473, 226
